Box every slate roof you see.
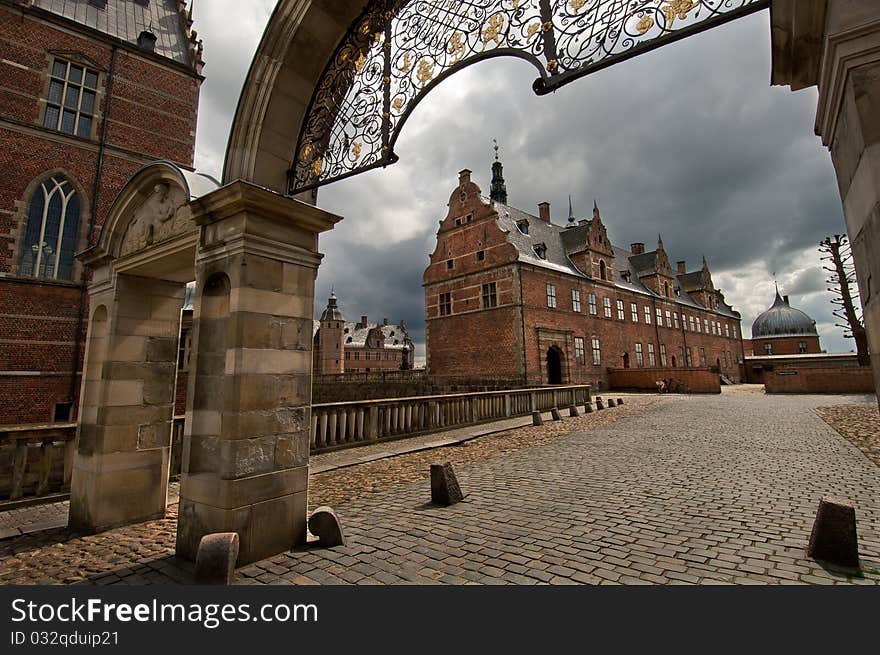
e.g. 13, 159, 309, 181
31, 0, 196, 67
491, 199, 740, 319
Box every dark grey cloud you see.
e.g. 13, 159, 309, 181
192, 5, 860, 361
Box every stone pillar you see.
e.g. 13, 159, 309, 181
69, 273, 184, 532
772, 0, 880, 403
175, 181, 340, 565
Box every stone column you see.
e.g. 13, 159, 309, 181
175, 181, 340, 565
69, 272, 184, 532
772, 0, 880, 402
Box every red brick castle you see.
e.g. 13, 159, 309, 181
0, 0, 203, 424
424, 157, 746, 389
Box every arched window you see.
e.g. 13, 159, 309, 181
19, 176, 81, 280
599, 260, 607, 281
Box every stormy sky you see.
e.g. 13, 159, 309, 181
191, 2, 857, 364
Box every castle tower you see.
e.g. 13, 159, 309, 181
490, 139, 508, 204
317, 292, 345, 374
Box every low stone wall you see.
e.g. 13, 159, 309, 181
764, 365, 875, 394
313, 377, 528, 403
608, 368, 721, 394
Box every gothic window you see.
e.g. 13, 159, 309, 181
19, 175, 81, 280
44, 59, 98, 139
482, 282, 497, 309
574, 337, 585, 365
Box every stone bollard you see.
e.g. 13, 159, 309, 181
569, 405, 580, 418
195, 533, 239, 585
596, 397, 605, 411
532, 411, 544, 426
550, 407, 563, 421
308, 506, 347, 548
583, 402, 594, 414
431, 462, 464, 506
607, 398, 617, 408
807, 497, 859, 567
617, 398, 625, 406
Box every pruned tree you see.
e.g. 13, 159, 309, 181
820, 234, 869, 365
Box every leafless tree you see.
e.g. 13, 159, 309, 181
820, 234, 869, 365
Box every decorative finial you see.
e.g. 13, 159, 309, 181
493, 138, 500, 161
568, 195, 575, 224
489, 141, 508, 204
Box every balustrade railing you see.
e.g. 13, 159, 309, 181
310, 385, 591, 453
0, 423, 76, 504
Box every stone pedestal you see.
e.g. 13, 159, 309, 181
772, 0, 880, 404
175, 182, 340, 565
69, 275, 185, 532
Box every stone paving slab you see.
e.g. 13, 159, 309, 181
2, 391, 879, 585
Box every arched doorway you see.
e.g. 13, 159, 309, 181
547, 347, 563, 385
622, 352, 631, 369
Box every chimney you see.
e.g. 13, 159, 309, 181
360, 315, 368, 328
383, 318, 388, 326
631, 243, 645, 255
538, 202, 551, 223
677, 261, 686, 274
783, 296, 790, 305
137, 30, 157, 52
458, 169, 472, 186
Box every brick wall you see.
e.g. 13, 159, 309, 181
609, 368, 722, 394
0, 4, 201, 425
746, 336, 822, 356
764, 365, 874, 394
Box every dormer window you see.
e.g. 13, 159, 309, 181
622, 271, 631, 283
517, 220, 530, 235
466, 213, 473, 223
534, 243, 547, 260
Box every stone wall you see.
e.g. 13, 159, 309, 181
609, 368, 722, 394
764, 365, 875, 394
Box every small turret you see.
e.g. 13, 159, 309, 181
317, 291, 345, 374
489, 139, 508, 204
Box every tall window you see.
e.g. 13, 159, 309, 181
648, 343, 656, 367
482, 282, 497, 309
686, 347, 693, 367
674, 313, 680, 330
599, 260, 608, 281
656, 308, 663, 327
592, 338, 601, 366
689, 315, 695, 332
19, 176, 81, 280
664, 281, 670, 297
725, 324, 730, 338
588, 293, 598, 315
617, 300, 625, 321
603, 297, 612, 318
660, 344, 667, 367
644, 307, 652, 325
547, 284, 557, 308
44, 59, 98, 138
704, 319, 709, 334
439, 292, 452, 316
635, 343, 644, 367
665, 310, 672, 327
574, 337, 585, 365
699, 348, 707, 367
572, 289, 581, 313
631, 303, 638, 323
764, 343, 773, 355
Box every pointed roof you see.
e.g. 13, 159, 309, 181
320, 292, 345, 321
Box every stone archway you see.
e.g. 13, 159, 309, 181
70, 161, 341, 565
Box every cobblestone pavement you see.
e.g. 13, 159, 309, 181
2, 391, 879, 585
816, 404, 880, 469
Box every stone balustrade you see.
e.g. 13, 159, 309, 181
0, 423, 77, 504
310, 385, 591, 453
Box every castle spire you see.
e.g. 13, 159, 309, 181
490, 139, 508, 204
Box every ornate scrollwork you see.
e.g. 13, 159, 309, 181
291, 0, 768, 195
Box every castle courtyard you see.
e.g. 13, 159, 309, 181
1, 388, 878, 586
